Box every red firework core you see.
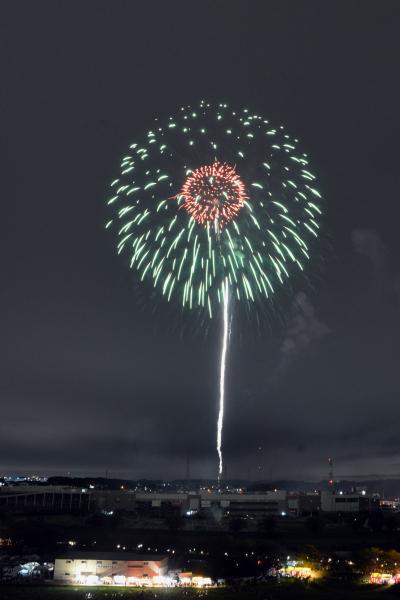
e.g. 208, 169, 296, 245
178, 161, 247, 228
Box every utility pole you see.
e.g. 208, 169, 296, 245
185, 455, 191, 488
328, 457, 334, 491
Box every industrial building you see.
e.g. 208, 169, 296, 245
0, 486, 92, 512
0, 486, 287, 517
0, 485, 378, 516
95, 489, 288, 517
287, 492, 320, 516
54, 552, 168, 585
320, 491, 376, 512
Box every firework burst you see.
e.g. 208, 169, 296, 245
106, 101, 322, 318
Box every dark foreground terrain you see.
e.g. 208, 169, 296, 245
1, 582, 400, 600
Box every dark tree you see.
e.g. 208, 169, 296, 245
305, 516, 324, 534
165, 514, 183, 531
258, 517, 276, 536
368, 510, 384, 533
229, 517, 244, 534
385, 514, 398, 532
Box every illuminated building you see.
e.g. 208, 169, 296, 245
179, 572, 213, 587
380, 499, 400, 510
370, 572, 400, 585
54, 552, 168, 585
279, 565, 314, 579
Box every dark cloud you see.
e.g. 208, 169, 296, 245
351, 228, 387, 269
351, 228, 400, 306
278, 292, 330, 374
351, 228, 387, 299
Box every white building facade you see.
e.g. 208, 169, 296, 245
54, 552, 168, 585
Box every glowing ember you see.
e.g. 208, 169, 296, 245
178, 160, 247, 228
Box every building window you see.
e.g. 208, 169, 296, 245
65, 572, 70, 576
66, 560, 71, 564
112, 561, 118, 564
335, 497, 358, 504
96, 561, 102, 565
81, 561, 86, 564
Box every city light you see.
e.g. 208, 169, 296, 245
70, 573, 212, 588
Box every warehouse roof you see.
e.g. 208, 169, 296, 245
56, 551, 167, 562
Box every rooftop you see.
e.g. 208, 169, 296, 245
56, 552, 167, 562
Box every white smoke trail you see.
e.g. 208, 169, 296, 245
217, 277, 230, 482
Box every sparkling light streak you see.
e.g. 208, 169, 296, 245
217, 277, 230, 481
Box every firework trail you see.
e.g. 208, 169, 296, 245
217, 278, 230, 482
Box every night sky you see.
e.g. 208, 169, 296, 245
2, 1, 400, 480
